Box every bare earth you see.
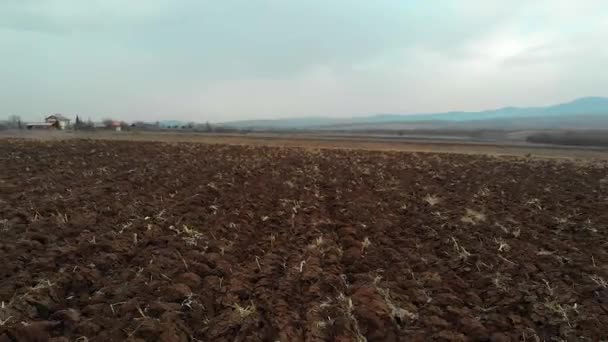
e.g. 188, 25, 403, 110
1, 137, 607, 341
2, 129, 608, 160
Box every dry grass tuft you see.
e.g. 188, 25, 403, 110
361, 237, 372, 252
525, 198, 543, 210
374, 281, 418, 324
542, 300, 578, 327
54, 212, 69, 225
231, 302, 257, 321
589, 275, 607, 288
308, 236, 324, 250
493, 272, 510, 292
451, 237, 472, 260
475, 187, 491, 198
337, 293, 366, 342
423, 194, 441, 206
494, 222, 520, 237
0, 316, 12, 326
494, 238, 510, 252
30, 279, 55, 292
461, 209, 486, 224
169, 224, 204, 246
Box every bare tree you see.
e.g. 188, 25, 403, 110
102, 119, 114, 129
8, 115, 22, 129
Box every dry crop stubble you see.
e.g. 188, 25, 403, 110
0, 139, 607, 341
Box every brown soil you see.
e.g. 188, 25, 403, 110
4, 130, 608, 160
1, 139, 607, 341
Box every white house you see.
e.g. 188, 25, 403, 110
45, 114, 71, 129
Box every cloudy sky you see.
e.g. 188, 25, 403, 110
1, 0, 607, 122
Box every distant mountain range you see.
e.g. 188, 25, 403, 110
220, 97, 608, 130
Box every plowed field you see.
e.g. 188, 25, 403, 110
1, 139, 607, 341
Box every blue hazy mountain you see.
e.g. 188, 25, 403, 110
221, 97, 608, 130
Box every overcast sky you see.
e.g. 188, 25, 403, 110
1, 0, 607, 122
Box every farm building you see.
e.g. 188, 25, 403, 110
45, 114, 71, 129
108, 120, 122, 131
94, 120, 122, 131
26, 122, 54, 129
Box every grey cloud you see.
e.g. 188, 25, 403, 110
1, 1, 607, 121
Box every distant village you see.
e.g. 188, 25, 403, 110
0, 114, 235, 133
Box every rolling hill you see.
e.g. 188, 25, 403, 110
220, 97, 608, 130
